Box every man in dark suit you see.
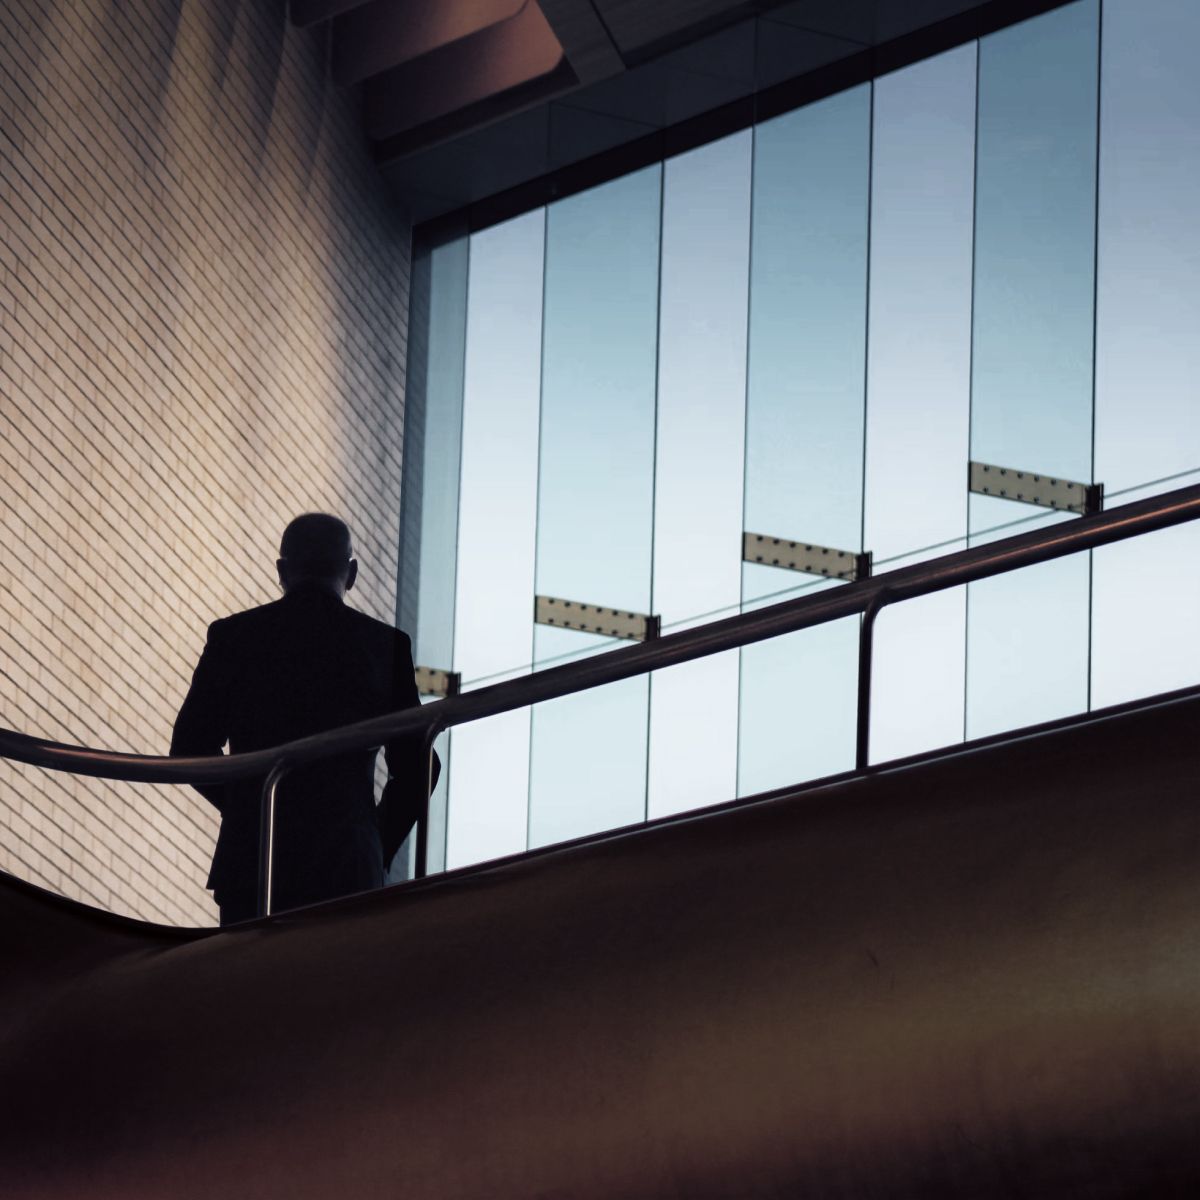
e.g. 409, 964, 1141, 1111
172, 513, 431, 926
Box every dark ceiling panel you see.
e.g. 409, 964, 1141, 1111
382, 107, 553, 224
875, 0, 995, 41
663, 19, 757, 84
547, 103, 658, 169
289, 0, 373, 27
552, 21, 758, 132
549, 59, 671, 126
663, 62, 757, 125
753, 20, 863, 89
764, 0, 877, 44
594, 0, 762, 56
536, 0, 626, 82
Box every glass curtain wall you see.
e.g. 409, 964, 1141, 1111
401, 0, 1200, 874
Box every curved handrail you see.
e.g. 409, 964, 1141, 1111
5, 479, 1200, 912
3, 479, 1200, 781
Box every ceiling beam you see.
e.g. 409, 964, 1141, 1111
333, 0, 528, 88
364, 2, 567, 142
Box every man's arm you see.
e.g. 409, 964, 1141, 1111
378, 630, 440, 869
171, 620, 233, 813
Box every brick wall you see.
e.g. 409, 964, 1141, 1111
0, 0, 411, 925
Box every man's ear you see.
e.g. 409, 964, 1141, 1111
345, 559, 358, 593
277, 558, 289, 591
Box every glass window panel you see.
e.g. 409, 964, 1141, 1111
528, 166, 662, 847
447, 210, 545, 869
863, 47, 975, 763
394, 231, 469, 879
970, 1, 1098, 484
1092, 522, 1200, 708
409, 235, 469, 673
870, 590, 967, 761
445, 711, 530, 869
528, 644, 654, 849
967, 1, 1098, 740
1092, 0, 1200, 709
738, 85, 871, 797
647, 131, 751, 820
1094, 0, 1200, 499
739, 599, 861, 794
743, 85, 872, 553
967, 502, 1090, 741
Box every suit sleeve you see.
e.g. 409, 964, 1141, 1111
378, 630, 440, 869
382, 629, 438, 789
171, 621, 233, 813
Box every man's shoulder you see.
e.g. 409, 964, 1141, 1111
206, 599, 288, 639
206, 598, 413, 655
342, 605, 413, 649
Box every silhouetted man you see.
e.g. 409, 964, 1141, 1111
172, 514, 431, 925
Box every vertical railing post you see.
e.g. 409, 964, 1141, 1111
855, 590, 890, 772
257, 759, 289, 919
413, 719, 443, 880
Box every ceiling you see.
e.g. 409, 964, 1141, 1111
289, 0, 1069, 228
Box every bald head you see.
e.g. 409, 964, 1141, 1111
277, 513, 357, 596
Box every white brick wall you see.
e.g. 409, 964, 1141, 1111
0, 0, 411, 925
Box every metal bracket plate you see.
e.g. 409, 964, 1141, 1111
969, 461, 1104, 515
535, 596, 661, 641
415, 665, 461, 698
742, 533, 871, 582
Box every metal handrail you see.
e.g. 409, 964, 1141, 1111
4, 480, 1200, 915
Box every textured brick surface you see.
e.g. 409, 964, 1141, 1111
0, 0, 410, 925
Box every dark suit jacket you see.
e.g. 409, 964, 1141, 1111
171, 585, 428, 912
